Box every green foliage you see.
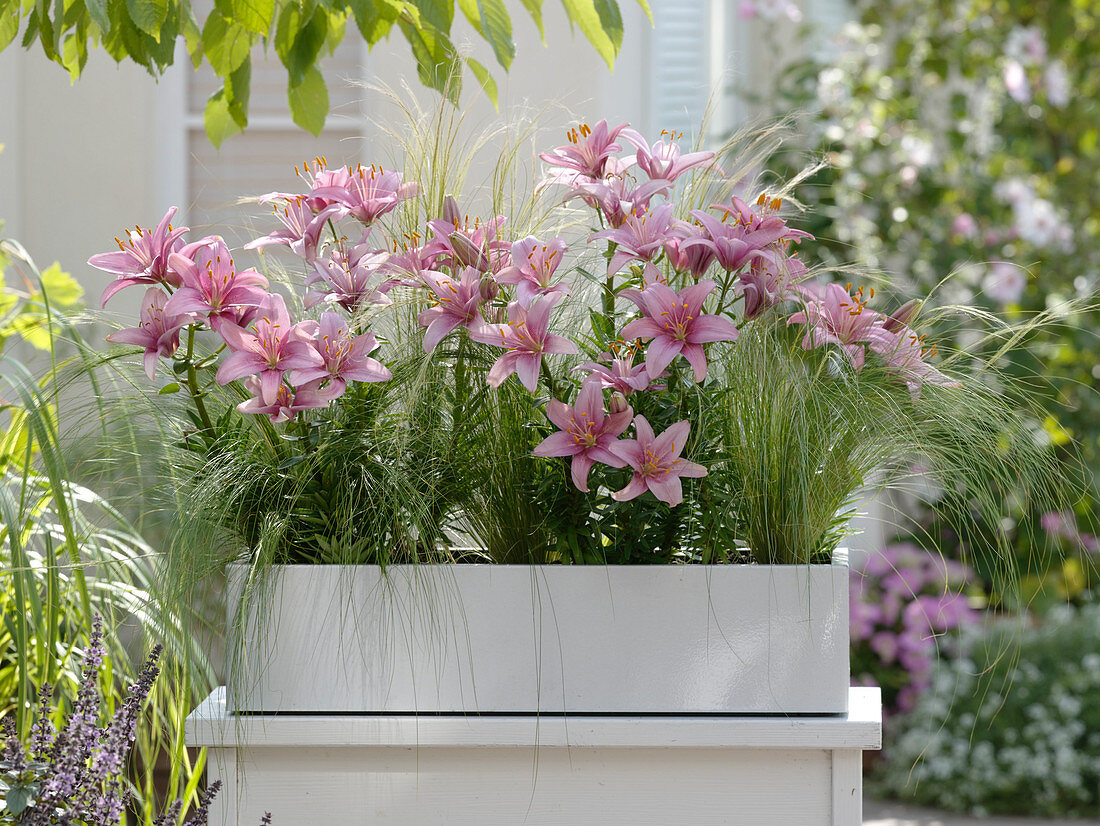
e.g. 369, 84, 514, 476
876, 602, 1100, 818
757, 0, 1100, 598
0, 241, 214, 825
1, 0, 649, 146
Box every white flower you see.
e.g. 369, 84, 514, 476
982, 262, 1027, 305
1004, 59, 1031, 104
1045, 60, 1070, 107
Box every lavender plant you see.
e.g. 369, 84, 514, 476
0, 617, 222, 826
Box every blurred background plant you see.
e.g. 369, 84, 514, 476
745, 0, 1100, 814
874, 601, 1100, 818
0, 216, 216, 823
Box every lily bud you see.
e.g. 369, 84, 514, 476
441, 195, 461, 228
607, 391, 630, 414
479, 275, 499, 302
449, 232, 487, 271
883, 299, 920, 333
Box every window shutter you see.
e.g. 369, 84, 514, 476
648, 0, 713, 144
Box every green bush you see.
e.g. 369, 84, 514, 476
876, 601, 1100, 818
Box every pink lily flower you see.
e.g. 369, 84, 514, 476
566, 172, 671, 228
305, 245, 393, 312
867, 324, 961, 399
423, 200, 510, 274
532, 380, 633, 492
105, 287, 190, 380
215, 292, 325, 405
165, 237, 270, 335
91, 207, 188, 306
663, 220, 717, 279
237, 376, 331, 424
634, 131, 717, 183
590, 203, 679, 283
787, 282, 884, 370
258, 156, 354, 212
683, 195, 812, 274
377, 237, 432, 288
417, 267, 489, 353
495, 236, 570, 307
311, 164, 419, 227
539, 120, 646, 180
471, 296, 578, 392
573, 349, 655, 395
738, 249, 808, 320
609, 417, 707, 507
620, 280, 739, 381
245, 196, 341, 263
290, 311, 392, 400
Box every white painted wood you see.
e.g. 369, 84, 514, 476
188, 687, 882, 750
831, 748, 864, 826
186, 688, 881, 826
0, 47, 22, 239
206, 748, 237, 826
226, 558, 850, 715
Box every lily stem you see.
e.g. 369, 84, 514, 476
184, 325, 215, 434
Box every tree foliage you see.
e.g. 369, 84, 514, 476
0, 0, 651, 145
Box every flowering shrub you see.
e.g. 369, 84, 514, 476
876, 602, 1100, 817
851, 543, 980, 716
0, 618, 224, 826
89, 112, 1063, 569
759, 0, 1099, 600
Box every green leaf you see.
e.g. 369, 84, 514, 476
158, 382, 181, 394
125, 0, 168, 39
180, 2, 203, 66
202, 11, 252, 76
347, 0, 401, 45
39, 262, 83, 306
476, 0, 514, 70
518, 0, 543, 41
592, 0, 622, 54
61, 31, 88, 81
632, 0, 651, 25
412, 0, 452, 34
286, 6, 328, 86
399, 18, 461, 103
225, 55, 251, 127
4, 784, 33, 816
204, 88, 245, 147
559, 0, 616, 68
217, 0, 275, 35
0, 2, 19, 51
464, 55, 497, 107
288, 64, 328, 135
85, 0, 110, 31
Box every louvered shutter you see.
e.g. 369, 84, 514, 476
648, 0, 713, 144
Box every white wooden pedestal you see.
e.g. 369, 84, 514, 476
185, 687, 881, 826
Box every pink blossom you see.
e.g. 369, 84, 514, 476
423, 201, 510, 274
590, 203, 679, 283
620, 279, 739, 381
787, 282, 884, 370
574, 349, 654, 395
663, 221, 717, 279
566, 172, 671, 228
951, 212, 978, 239
738, 249, 807, 319
237, 376, 330, 423
634, 132, 716, 183
867, 323, 961, 398
215, 292, 324, 405
532, 381, 633, 491
609, 417, 707, 506
305, 245, 393, 312
495, 236, 570, 307
311, 164, 419, 227
981, 261, 1027, 305
685, 195, 811, 273
290, 311, 391, 400
245, 196, 341, 263
105, 287, 190, 379
91, 207, 188, 307
164, 237, 270, 335
539, 120, 645, 180
471, 296, 577, 391
416, 267, 489, 353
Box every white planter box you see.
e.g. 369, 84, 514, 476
226, 553, 849, 715
186, 686, 882, 826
